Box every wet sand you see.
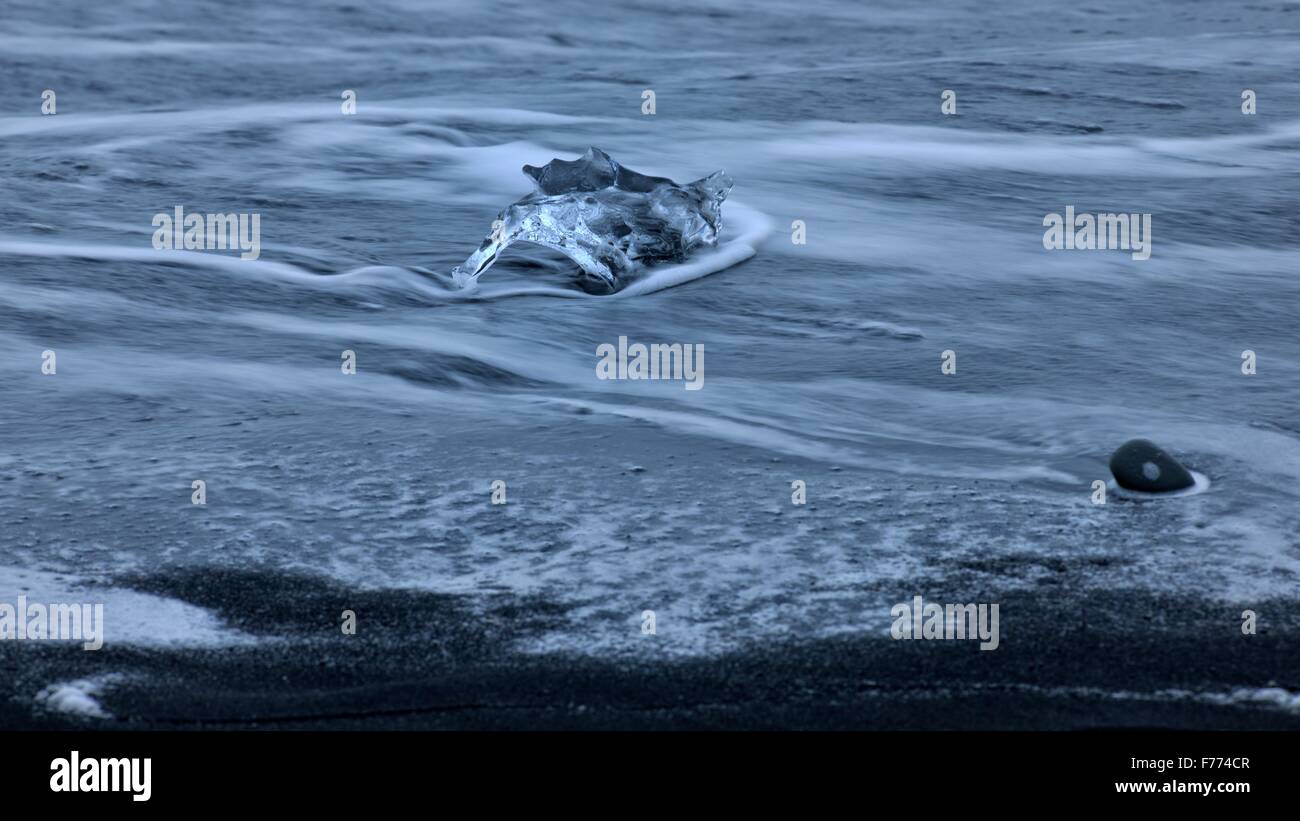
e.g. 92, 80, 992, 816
4, 567, 1297, 730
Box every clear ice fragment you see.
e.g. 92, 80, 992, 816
450, 148, 733, 292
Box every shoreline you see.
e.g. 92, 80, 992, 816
3, 568, 1297, 730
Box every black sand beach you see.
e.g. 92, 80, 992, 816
4, 568, 1297, 730
3, 0, 1300, 738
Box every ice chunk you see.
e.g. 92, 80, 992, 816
450, 148, 733, 293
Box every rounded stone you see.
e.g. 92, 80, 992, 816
1108, 439, 1196, 493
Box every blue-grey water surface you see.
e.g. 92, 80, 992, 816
2, 0, 1298, 676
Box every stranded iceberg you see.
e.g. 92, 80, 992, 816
450, 148, 733, 293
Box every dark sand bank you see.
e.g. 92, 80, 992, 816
4, 568, 1297, 730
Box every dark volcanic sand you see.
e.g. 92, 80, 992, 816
3, 569, 1297, 730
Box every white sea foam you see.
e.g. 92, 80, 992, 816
0, 198, 769, 303
0, 566, 253, 648
35, 675, 123, 719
